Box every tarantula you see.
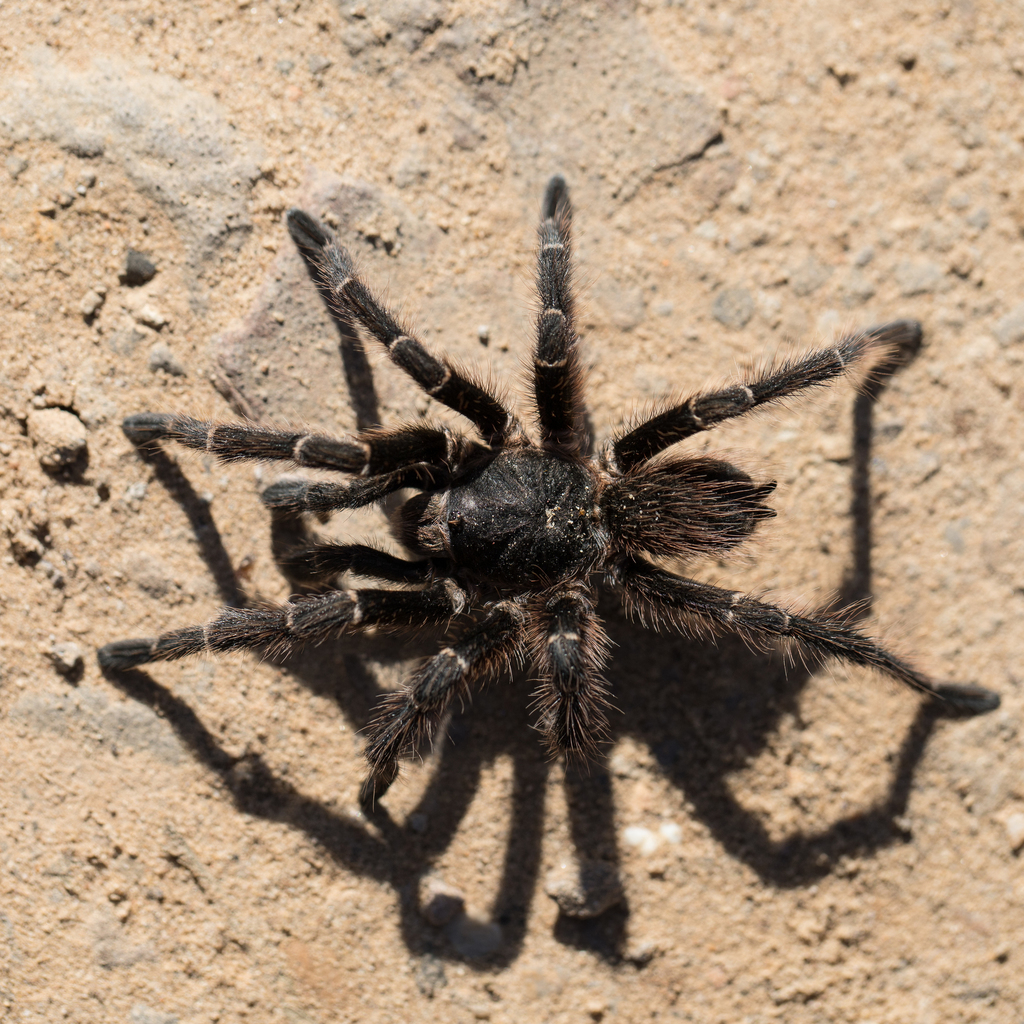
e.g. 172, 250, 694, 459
99, 176, 998, 805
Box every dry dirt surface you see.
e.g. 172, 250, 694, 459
2, 2, 1024, 1022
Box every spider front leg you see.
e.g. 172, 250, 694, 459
530, 586, 612, 758
122, 414, 466, 476
287, 209, 524, 447
361, 601, 527, 806
533, 175, 586, 454
97, 580, 467, 670
618, 558, 1000, 714
611, 321, 922, 471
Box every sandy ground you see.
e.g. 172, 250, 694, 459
2, 1, 1024, 1022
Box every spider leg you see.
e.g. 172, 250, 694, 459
611, 321, 921, 471
277, 542, 447, 587
533, 175, 586, 454
617, 557, 999, 714
260, 463, 445, 518
530, 585, 612, 757
287, 209, 523, 447
122, 413, 464, 476
360, 600, 527, 806
97, 580, 467, 671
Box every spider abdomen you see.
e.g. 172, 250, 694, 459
442, 450, 603, 587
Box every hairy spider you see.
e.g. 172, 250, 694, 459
99, 176, 998, 806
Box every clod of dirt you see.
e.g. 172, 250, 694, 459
79, 287, 106, 319
9, 529, 45, 565
48, 641, 84, 679
26, 408, 88, 472
148, 342, 186, 377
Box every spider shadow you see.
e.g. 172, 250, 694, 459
101, 316, 967, 969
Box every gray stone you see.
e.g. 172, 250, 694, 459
712, 287, 755, 329
895, 260, 945, 296
6, 154, 28, 179
840, 268, 876, 305
130, 1006, 179, 1024
966, 207, 990, 230
120, 249, 157, 286
445, 914, 502, 958
212, 171, 454, 426
26, 408, 88, 472
495, 7, 720, 201
148, 342, 186, 377
4, 50, 262, 264
789, 254, 833, 297
544, 859, 624, 918
593, 278, 647, 331
994, 302, 1024, 347
275, 59, 295, 75
74, 384, 118, 428
90, 907, 156, 969
308, 54, 333, 75
413, 953, 447, 997
9, 687, 184, 763
853, 246, 874, 267
122, 549, 173, 597
108, 326, 147, 356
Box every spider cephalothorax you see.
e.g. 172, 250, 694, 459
99, 176, 998, 805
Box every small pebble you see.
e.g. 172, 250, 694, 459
712, 286, 754, 329
419, 876, 465, 927
895, 260, 944, 297
966, 207, 990, 230
121, 249, 157, 286
134, 304, 169, 330
789, 254, 833, 297
477, 324, 490, 345
26, 408, 88, 472
308, 54, 332, 74
10, 529, 45, 565
623, 825, 661, 855
1005, 812, 1024, 853
276, 59, 295, 75
79, 288, 106, 319
6, 154, 29, 180
129, 1005, 179, 1024
994, 302, 1024, 347
148, 342, 186, 376
49, 641, 84, 678
445, 914, 502, 958
544, 859, 623, 918
109, 326, 147, 356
